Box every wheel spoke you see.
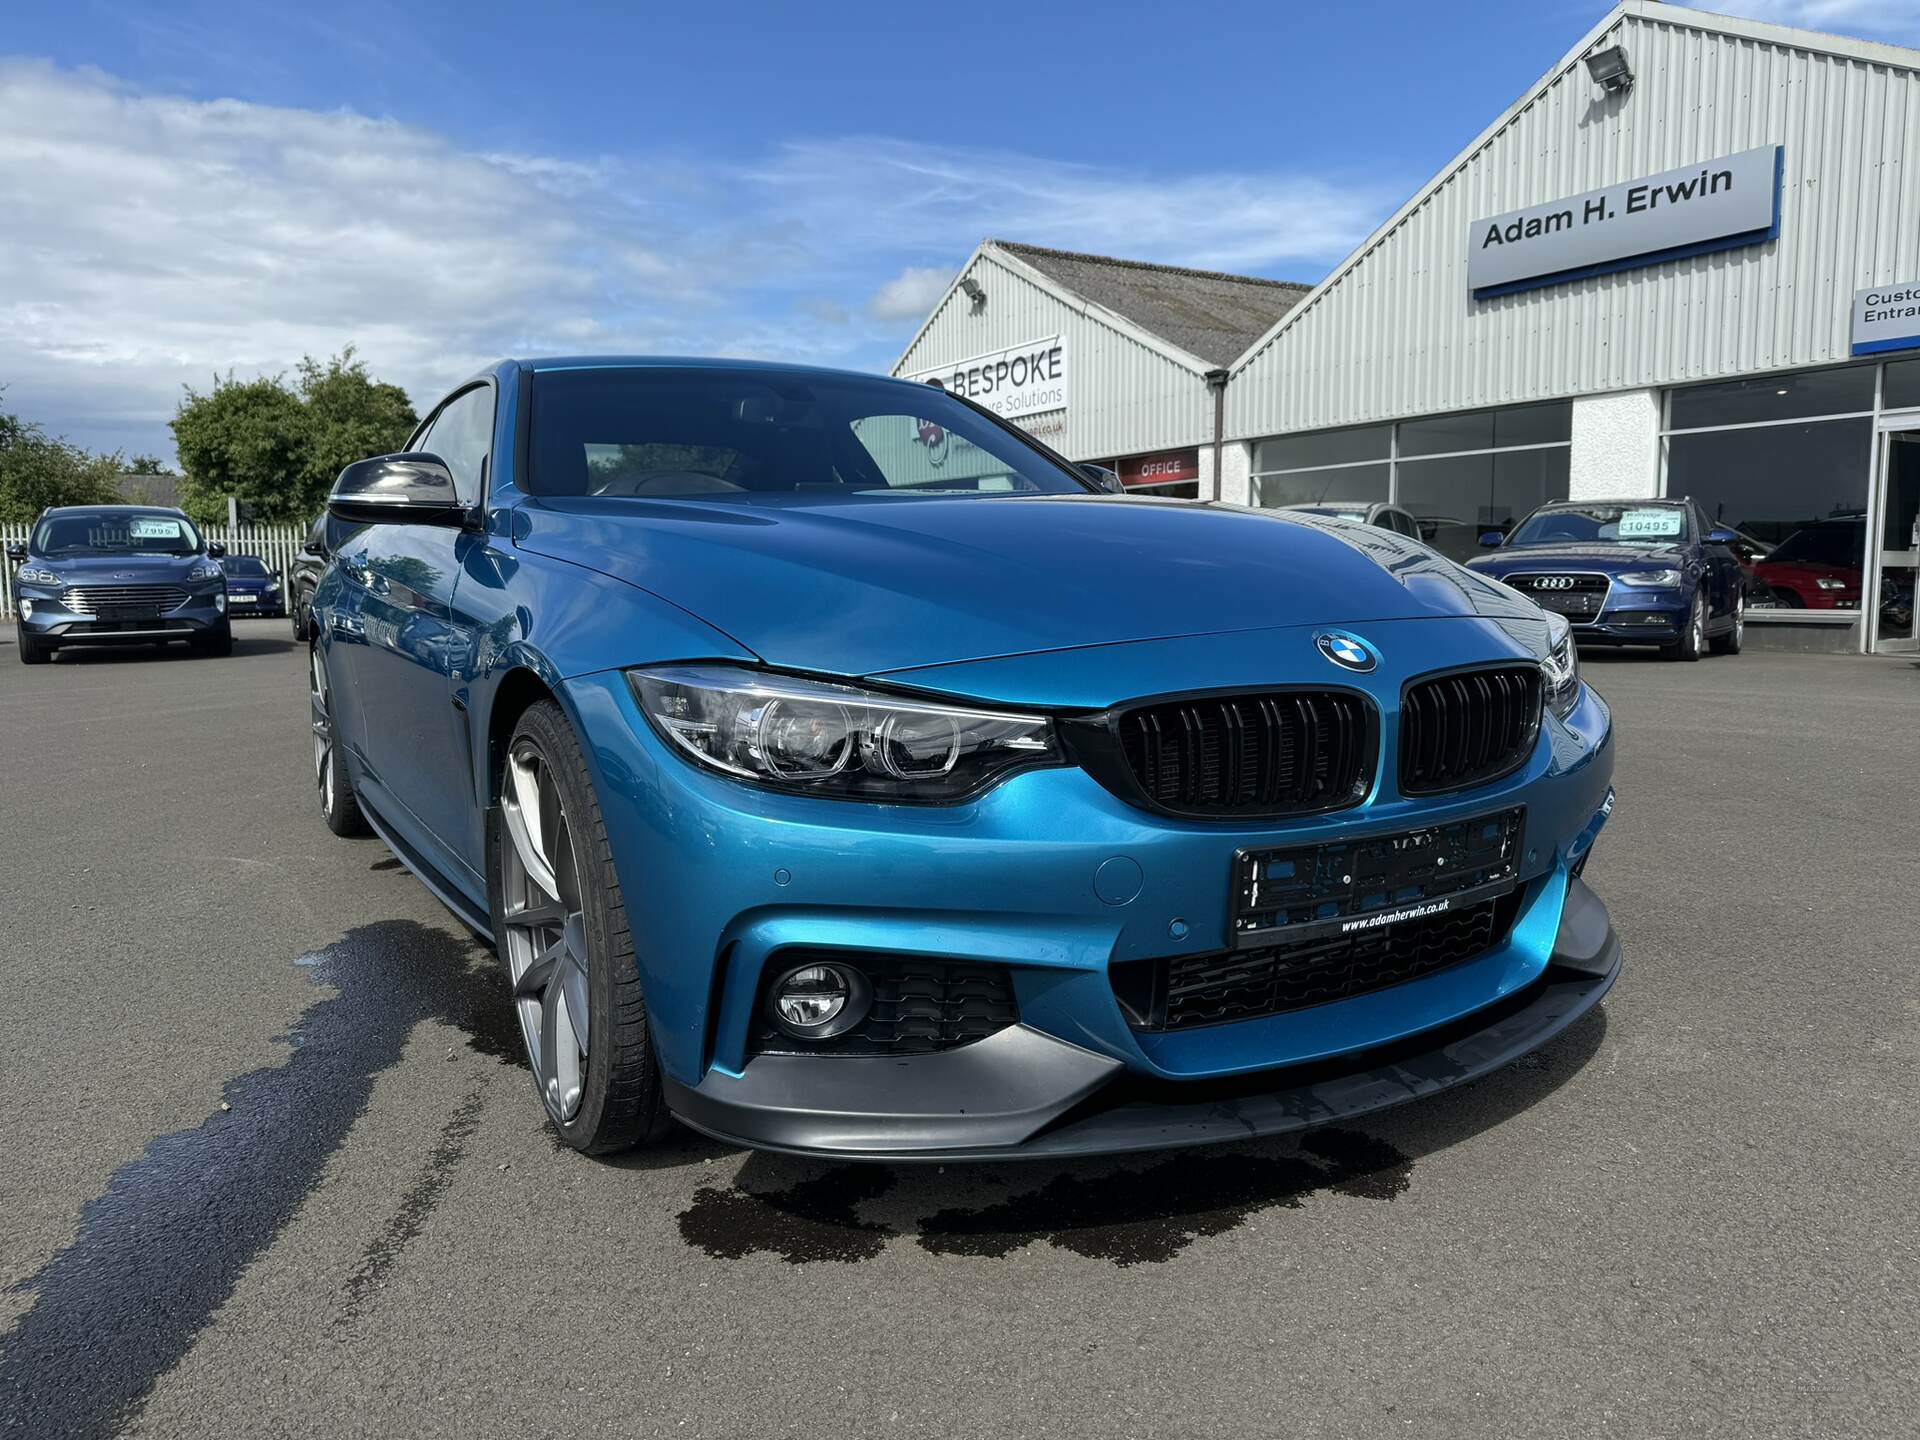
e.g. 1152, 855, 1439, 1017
538, 971, 565, 1102
504, 897, 566, 930
513, 935, 567, 999
552, 818, 581, 913
503, 751, 561, 899
560, 915, 590, 1055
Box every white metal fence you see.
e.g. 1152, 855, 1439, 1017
1, 522, 307, 619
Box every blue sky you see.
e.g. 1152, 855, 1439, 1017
4, 0, 1916, 461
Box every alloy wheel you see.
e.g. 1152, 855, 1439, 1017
310, 647, 334, 813
1692, 593, 1706, 652
500, 739, 591, 1122
1733, 593, 1745, 645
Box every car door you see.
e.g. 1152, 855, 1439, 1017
1693, 503, 1741, 620
338, 383, 494, 876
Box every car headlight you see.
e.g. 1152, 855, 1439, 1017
188, 559, 225, 582
266, 578, 282, 592
1616, 569, 1683, 587
1540, 612, 1580, 720
15, 565, 62, 587
628, 664, 1061, 802
1815, 577, 1848, 591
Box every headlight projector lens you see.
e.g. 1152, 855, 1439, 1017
766, 961, 871, 1040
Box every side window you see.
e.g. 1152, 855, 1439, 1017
419, 386, 495, 506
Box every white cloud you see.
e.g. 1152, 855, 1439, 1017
750, 138, 1388, 279
866, 266, 953, 323
0, 62, 1388, 459
1701, 0, 1920, 43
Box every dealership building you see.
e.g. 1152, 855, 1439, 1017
895, 1, 1920, 654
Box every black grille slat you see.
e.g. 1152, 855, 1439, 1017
1111, 690, 1372, 818
1400, 667, 1542, 795
1128, 894, 1520, 1032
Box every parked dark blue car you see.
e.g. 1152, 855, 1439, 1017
8, 505, 232, 663
308, 358, 1620, 1160
1465, 498, 1746, 659
219, 553, 286, 618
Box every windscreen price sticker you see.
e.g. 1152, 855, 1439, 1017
129, 518, 185, 540
1618, 508, 1682, 539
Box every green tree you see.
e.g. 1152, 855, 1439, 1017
0, 392, 124, 524
126, 454, 169, 475
296, 350, 418, 511
170, 347, 417, 525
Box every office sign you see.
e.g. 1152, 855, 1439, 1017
1850, 282, 1920, 356
905, 336, 1067, 419
1468, 145, 1782, 299
1117, 449, 1200, 489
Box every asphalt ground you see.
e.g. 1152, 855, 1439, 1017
0, 620, 1915, 1439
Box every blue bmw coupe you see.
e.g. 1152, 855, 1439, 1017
310, 358, 1619, 1160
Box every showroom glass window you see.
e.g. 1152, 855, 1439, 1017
1251, 403, 1570, 560
1663, 365, 1875, 619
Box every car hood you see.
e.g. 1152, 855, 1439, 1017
26, 553, 209, 583
1468, 542, 1687, 572
223, 574, 274, 590
513, 494, 1545, 677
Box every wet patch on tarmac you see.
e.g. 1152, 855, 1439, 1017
673, 1128, 1413, 1269
335, 1082, 490, 1331
0, 920, 517, 1440
916, 1129, 1412, 1265
678, 1166, 897, 1263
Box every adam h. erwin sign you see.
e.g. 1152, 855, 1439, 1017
1468, 145, 1782, 299
905, 337, 1068, 419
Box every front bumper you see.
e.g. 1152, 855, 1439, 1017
564, 649, 1617, 1159
15, 590, 228, 643
667, 877, 1618, 1161
1568, 593, 1689, 645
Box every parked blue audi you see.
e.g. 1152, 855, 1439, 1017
308, 358, 1618, 1159
1465, 498, 1746, 659
8, 505, 232, 663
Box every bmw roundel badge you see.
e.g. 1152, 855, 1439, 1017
1315, 631, 1378, 673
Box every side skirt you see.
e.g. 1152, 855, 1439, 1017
357, 792, 495, 944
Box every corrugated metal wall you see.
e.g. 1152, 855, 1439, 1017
1229, 8, 1920, 440
894, 250, 1214, 460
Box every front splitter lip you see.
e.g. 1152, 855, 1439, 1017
665, 881, 1621, 1163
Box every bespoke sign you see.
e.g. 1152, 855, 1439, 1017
1850, 282, 1920, 356
1467, 145, 1782, 298
905, 336, 1068, 420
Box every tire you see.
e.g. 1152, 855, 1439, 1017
290, 593, 310, 642
16, 624, 53, 665
192, 621, 234, 657
309, 640, 371, 837
1710, 591, 1745, 655
490, 699, 665, 1155
1666, 588, 1706, 661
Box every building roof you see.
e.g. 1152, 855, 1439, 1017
990, 241, 1312, 368
114, 471, 182, 508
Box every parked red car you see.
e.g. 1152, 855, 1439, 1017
1752, 519, 1863, 609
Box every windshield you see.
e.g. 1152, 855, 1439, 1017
221, 555, 268, 576
526, 367, 1093, 501
1505, 503, 1690, 547
31, 511, 202, 557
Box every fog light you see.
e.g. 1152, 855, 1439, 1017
215, 593, 227, 613
766, 961, 870, 1040
18, 600, 30, 618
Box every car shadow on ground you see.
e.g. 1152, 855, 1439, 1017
613, 1005, 1611, 1267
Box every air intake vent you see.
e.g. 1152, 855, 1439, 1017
1399, 666, 1542, 795
1099, 691, 1375, 818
